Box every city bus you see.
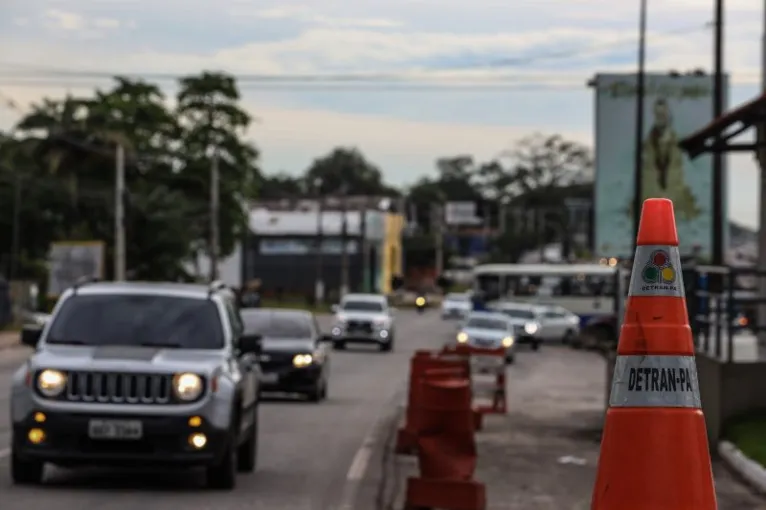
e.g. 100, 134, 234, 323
471, 263, 626, 325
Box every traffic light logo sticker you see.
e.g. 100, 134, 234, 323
640, 249, 678, 292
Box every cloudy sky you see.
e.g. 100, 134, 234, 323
0, 0, 763, 228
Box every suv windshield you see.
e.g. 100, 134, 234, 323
466, 317, 507, 330
46, 294, 224, 349
342, 301, 384, 312
501, 309, 536, 320
242, 313, 312, 339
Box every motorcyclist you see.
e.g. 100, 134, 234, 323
239, 279, 262, 308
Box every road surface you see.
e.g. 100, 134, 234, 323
0, 310, 446, 510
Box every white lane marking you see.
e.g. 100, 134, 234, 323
0, 448, 9, 459
346, 434, 375, 481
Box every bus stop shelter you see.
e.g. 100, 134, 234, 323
678, 92, 766, 446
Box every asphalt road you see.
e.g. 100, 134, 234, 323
0, 310, 449, 510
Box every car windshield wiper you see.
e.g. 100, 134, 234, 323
45, 338, 87, 345
138, 342, 183, 348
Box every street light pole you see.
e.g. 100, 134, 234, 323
712, 0, 725, 266
114, 143, 126, 281
632, 0, 648, 252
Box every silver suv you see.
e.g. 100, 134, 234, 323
330, 293, 396, 352
10, 280, 262, 490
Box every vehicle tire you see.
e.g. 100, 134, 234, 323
531, 340, 541, 351
505, 354, 515, 364
207, 418, 238, 489
333, 341, 346, 351
562, 330, 576, 345
236, 408, 258, 473
379, 341, 393, 352
11, 449, 44, 485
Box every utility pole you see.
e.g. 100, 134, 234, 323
114, 143, 126, 281
209, 150, 220, 282
315, 180, 325, 303
360, 201, 370, 292
712, 0, 725, 266
339, 188, 349, 297
9, 174, 21, 281
632, 0, 648, 253
432, 204, 444, 276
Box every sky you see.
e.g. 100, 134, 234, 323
0, 0, 764, 228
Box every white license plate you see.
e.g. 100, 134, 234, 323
261, 373, 279, 383
88, 419, 143, 440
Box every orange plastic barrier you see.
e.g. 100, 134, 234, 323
590, 198, 717, 509
442, 343, 507, 415
404, 370, 486, 510
396, 350, 471, 455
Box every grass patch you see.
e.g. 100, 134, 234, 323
724, 410, 766, 466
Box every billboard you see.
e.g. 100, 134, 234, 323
593, 73, 727, 260
47, 241, 105, 297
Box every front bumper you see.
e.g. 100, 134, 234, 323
331, 326, 392, 344
259, 364, 323, 393
12, 410, 228, 467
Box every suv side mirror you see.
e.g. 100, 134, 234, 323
239, 334, 262, 354
21, 326, 43, 348
331, 304, 339, 313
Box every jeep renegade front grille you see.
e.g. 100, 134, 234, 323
64, 372, 173, 404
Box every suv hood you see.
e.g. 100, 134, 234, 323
261, 338, 314, 353
336, 312, 388, 322
31, 345, 226, 375
462, 327, 508, 341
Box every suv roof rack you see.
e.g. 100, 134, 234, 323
208, 279, 227, 297
72, 276, 101, 295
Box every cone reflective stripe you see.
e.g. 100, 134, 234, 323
591, 198, 717, 510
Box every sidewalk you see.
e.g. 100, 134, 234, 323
380, 347, 765, 509
0, 331, 18, 350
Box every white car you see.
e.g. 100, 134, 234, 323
534, 305, 582, 343
330, 293, 395, 352
455, 311, 517, 363
489, 301, 543, 350
441, 292, 472, 320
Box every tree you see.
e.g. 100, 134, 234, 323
176, 71, 262, 271
304, 147, 397, 196
259, 173, 305, 199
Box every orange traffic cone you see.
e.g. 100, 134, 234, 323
591, 198, 717, 509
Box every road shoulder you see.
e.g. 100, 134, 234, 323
364, 347, 765, 509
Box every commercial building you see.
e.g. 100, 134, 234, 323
196, 201, 404, 296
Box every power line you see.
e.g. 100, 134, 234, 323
0, 22, 713, 85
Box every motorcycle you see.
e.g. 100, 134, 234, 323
415, 295, 427, 314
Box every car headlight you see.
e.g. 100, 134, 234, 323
457, 332, 468, 343
335, 315, 347, 324
293, 354, 313, 367
173, 373, 203, 401
37, 369, 67, 397
524, 322, 540, 335
502, 336, 514, 348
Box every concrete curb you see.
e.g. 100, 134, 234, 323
719, 440, 766, 494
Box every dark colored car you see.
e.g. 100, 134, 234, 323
242, 309, 332, 402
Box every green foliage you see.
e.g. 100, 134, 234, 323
0, 71, 594, 284
0, 72, 259, 281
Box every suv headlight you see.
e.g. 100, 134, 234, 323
37, 369, 67, 397
502, 336, 514, 347
373, 318, 389, 328
293, 354, 313, 367
524, 322, 540, 335
173, 373, 203, 401
457, 332, 468, 343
